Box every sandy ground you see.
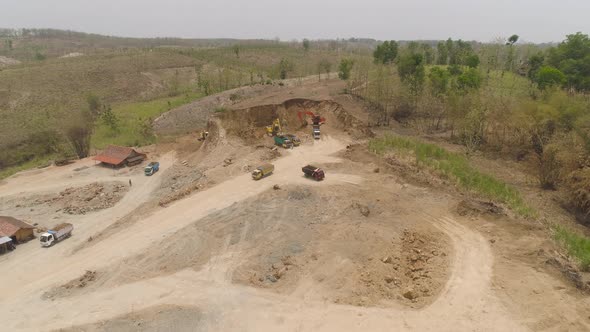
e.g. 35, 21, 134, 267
1, 79, 589, 332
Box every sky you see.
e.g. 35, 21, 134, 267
1, 0, 589, 43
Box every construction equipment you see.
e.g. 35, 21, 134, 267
144, 161, 160, 176
298, 111, 325, 139
252, 163, 275, 180
198, 131, 209, 141
297, 111, 326, 126
312, 125, 321, 140
274, 135, 293, 149
302, 165, 325, 181
284, 134, 301, 146
40, 223, 73, 247
266, 118, 282, 136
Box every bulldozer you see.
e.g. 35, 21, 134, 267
266, 118, 282, 136
198, 131, 209, 141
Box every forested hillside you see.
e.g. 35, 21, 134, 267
347, 33, 590, 222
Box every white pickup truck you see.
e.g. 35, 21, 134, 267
40, 223, 73, 247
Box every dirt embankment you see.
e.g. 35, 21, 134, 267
61, 172, 452, 310
219, 98, 373, 143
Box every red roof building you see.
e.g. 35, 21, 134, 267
93, 145, 146, 167
0, 216, 35, 243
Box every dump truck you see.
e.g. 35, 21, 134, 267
145, 162, 160, 176
312, 125, 321, 140
284, 134, 301, 146
302, 165, 325, 181
252, 163, 275, 180
40, 223, 73, 247
274, 135, 293, 149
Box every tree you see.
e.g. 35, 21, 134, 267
100, 105, 119, 132
536, 66, 566, 89
437, 41, 448, 65
527, 54, 545, 80
86, 93, 101, 116
465, 54, 480, 68
373, 40, 399, 64
5, 39, 12, 50
232, 44, 240, 58
506, 34, 519, 46
302, 39, 310, 52
318, 59, 331, 79
65, 110, 94, 158
547, 32, 590, 91
429, 67, 450, 96
457, 68, 482, 90
278, 58, 294, 79
398, 53, 425, 96
338, 58, 354, 80
421, 43, 434, 65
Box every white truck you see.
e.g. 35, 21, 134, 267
40, 223, 73, 247
312, 125, 321, 140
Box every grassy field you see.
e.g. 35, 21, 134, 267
369, 136, 534, 217
554, 225, 590, 271
92, 91, 203, 149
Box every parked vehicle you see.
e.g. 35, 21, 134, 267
274, 135, 293, 149
252, 163, 275, 180
312, 125, 321, 140
40, 223, 73, 247
302, 165, 325, 181
284, 134, 301, 146
145, 162, 160, 176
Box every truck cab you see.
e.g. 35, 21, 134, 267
145, 162, 160, 176
285, 134, 301, 146
274, 135, 293, 149
40, 232, 56, 247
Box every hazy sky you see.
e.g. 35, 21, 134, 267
1, 0, 589, 43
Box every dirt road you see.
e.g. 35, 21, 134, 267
0, 135, 576, 331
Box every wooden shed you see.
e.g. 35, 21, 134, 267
93, 145, 146, 168
0, 216, 35, 243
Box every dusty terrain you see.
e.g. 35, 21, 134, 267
1, 78, 589, 332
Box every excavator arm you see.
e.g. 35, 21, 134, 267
297, 111, 326, 125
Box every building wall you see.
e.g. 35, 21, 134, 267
14, 228, 34, 243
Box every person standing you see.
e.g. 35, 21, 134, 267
129, 179, 132, 187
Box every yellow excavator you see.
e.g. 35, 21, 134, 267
266, 118, 282, 136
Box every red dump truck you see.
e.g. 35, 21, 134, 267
302, 165, 325, 181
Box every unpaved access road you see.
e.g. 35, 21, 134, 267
0, 137, 528, 331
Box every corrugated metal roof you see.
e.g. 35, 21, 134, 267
0, 216, 34, 237
93, 145, 137, 166
0, 236, 12, 245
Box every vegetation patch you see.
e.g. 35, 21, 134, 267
369, 136, 533, 217
92, 92, 202, 149
554, 225, 590, 271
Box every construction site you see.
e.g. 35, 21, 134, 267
0, 78, 589, 332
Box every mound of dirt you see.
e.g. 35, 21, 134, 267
156, 163, 204, 207
43, 270, 101, 300
54, 305, 203, 332
457, 199, 505, 217
35, 182, 128, 215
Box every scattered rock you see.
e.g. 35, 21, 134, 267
273, 184, 281, 190
382, 256, 393, 264
373, 168, 380, 173
457, 199, 504, 217
403, 288, 419, 300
